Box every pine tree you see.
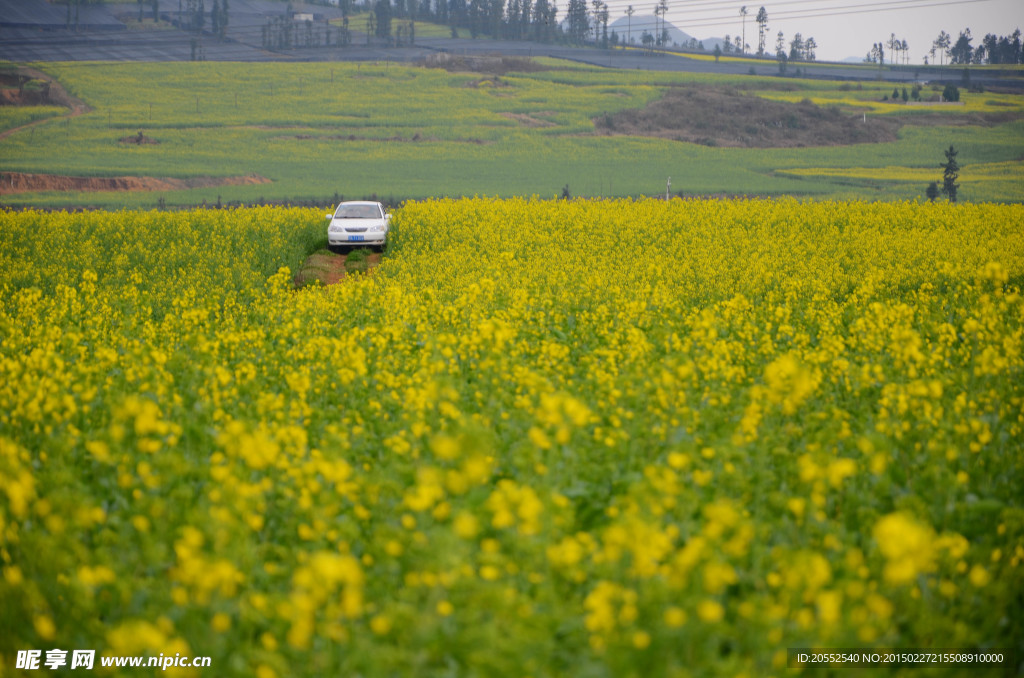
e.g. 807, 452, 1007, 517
566, 0, 589, 45
218, 0, 228, 38
755, 7, 767, 56
941, 145, 960, 203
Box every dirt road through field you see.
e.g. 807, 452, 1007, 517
294, 249, 383, 288
0, 66, 90, 142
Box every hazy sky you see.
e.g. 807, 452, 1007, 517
596, 0, 1023, 63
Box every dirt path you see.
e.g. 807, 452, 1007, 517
0, 171, 271, 195
0, 66, 91, 142
294, 249, 383, 288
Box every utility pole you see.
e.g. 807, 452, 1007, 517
624, 5, 634, 49
666, 177, 670, 200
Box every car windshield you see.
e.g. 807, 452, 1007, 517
334, 204, 381, 219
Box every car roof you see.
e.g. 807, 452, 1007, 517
338, 201, 382, 206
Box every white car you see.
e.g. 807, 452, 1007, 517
326, 201, 391, 251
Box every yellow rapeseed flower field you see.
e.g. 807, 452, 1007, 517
1, 198, 1022, 676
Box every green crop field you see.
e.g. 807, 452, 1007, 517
1, 59, 1023, 207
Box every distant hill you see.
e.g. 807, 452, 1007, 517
608, 15, 694, 47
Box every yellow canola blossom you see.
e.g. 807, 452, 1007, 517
0, 199, 1021, 677
872, 512, 937, 585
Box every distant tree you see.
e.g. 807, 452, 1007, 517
892, 87, 899, 99
185, 0, 205, 33
561, 184, 571, 199
597, 0, 610, 48
901, 87, 909, 102
942, 83, 959, 102
971, 42, 986, 64
972, 40, 987, 64
641, 30, 654, 53
738, 6, 748, 55
374, 0, 391, 39
651, 0, 667, 47
933, 30, 951, 65
531, 0, 556, 42
804, 36, 816, 61
218, 0, 227, 38
566, 0, 589, 45
789, 32, 803, 60
941, 145, 960, 203
755, 6, 767, 56
487, 0, 502, 39
519, 0, 531, 36
211, 0, 220, 35
775, 30, 785, 58
925, 181, 939, 202
950, 29, 973, 64
657, 0, 668, 47
982, 30, 1023, 64
723, 35, 731, 53
507, 0, 521, 37
449, 0, 466, 27
467, 0, 480, 37
713, 43, 721, 62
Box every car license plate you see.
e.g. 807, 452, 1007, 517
348, 235, 364, 241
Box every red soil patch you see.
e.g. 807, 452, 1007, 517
294, 250, 382, 287
0, 172, 271, 195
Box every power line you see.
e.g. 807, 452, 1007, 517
598, 0, 999, 32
